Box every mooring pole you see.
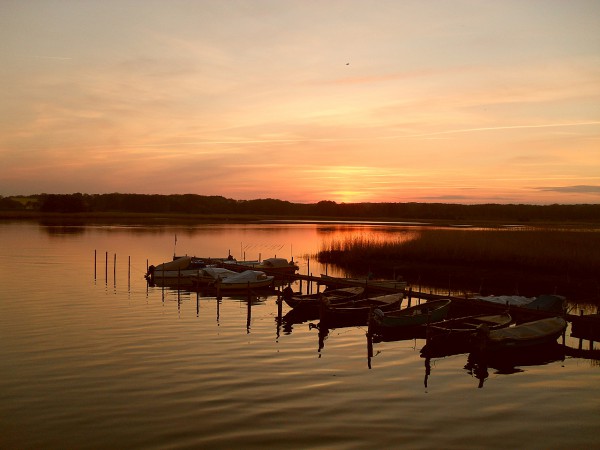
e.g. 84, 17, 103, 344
105, 251, 108, 283
277, 295, 283, 318
307, 258, 310, 294
94, 250, 97, 280
247, 281, 252, 332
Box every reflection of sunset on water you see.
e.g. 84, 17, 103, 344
1, 221, 599, 449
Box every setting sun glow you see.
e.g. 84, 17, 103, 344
1, 1, 599, 204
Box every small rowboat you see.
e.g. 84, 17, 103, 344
282, 287, 364, 314
421, 312, 512, 357
320, 274, 407, 291
370, 299, 451, 330
320, 293, 403, 328
476, 316, 567, 351
221, 257, 299, 275
190, 267, 274, 291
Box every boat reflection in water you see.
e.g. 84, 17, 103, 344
367, 326, 425, 370
464, 342, 567, 388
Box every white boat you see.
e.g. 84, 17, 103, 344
194, 267, 275, 291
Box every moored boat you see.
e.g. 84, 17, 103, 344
319, 293, 403, 328
370, 299, 452, 330
475, 316, 567, 351
321, 274, 407, 291
282, 286, 364, 312
222, 257, 299, 274
421, 312, 512, 357
146, 256, 208, 279
191, 267, 275, 291
474, 294, 566, 313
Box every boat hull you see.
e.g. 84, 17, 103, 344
421, 313, 512, 357
283, 287, 364, 316
481, 317, 567, 351
321, 274, 407, 291
371, 299, 452, 329
320, 294, 403, 328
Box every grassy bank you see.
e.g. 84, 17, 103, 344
318, 228, 600, 302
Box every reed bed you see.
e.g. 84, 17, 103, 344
318, 228, 600, 282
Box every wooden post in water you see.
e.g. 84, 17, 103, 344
277, 295, 283, 318
247, 281, 252, 332
113, 253, 116, 287
366, 327, 373, 370
94, 250, 97, 279
407, 286, 412, 308
307, 258, 310, 294
578, 310, 584, 350
105, 251, 108, 283
128, 256, 131, 287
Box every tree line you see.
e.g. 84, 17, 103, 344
1, 193, 599, 222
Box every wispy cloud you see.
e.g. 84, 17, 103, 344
404, 122, 600, 138
536, 185, 600, 194
30, 56, 72, 60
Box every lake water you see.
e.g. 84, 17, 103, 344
1, 221, 598, 449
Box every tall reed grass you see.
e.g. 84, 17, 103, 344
318, 228, 600, 277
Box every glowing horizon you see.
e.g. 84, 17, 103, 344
1, 1, 599, 205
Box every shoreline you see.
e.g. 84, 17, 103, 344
1, 210, 598, 229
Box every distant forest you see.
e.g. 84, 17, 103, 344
2, 193, 600, 223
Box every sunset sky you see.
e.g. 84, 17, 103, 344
1, 0, 599, 204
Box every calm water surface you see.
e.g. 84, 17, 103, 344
1, 222, 598, 449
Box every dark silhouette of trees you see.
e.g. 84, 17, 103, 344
3, 193, 599, 222
0, 196, 25, 210
39, 193, 88, 213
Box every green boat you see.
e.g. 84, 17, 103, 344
371, 299, 451, 329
